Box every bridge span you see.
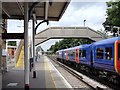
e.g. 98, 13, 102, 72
35, 27, 107, 46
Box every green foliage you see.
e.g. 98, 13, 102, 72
103, 1, 120, 35
47, 39, 93, 54
8, 41, 16, 46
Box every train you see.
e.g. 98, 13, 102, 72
56, 37, 120, 83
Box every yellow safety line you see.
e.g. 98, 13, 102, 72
44, 57, 58, 89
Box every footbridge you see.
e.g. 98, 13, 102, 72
35, 27, 107, 46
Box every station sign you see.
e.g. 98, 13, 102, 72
2, 33, 24, 39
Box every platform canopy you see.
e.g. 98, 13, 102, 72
2, 0, 70, 21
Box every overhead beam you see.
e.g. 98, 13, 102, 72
2, 7, 11, 18
2, 15, 60, 21
35, 37, 96, 46
16, 1, 24, 15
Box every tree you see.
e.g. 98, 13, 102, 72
47, 38, 93, 54
8, 41, 16, 46
103, 0, 120, 36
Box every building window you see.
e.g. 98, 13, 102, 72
96, 48, 104, 59
105, 47, 112, 60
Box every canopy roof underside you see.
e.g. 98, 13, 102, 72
2, 1, 70, 21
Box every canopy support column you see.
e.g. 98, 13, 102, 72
24, 2, 29, 90
32, 16, 36, 78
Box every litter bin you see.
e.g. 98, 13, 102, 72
30, 57, 33, 72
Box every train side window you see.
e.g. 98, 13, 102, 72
68, 51, 71, 56
118, 44, 120, 60
72, 50, 75, 56
96, 48, 104, 59
105, 47, 112, 60
81, 50, 86, 58
68, 50, 75, 56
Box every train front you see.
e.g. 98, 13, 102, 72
115, 40, 120, 75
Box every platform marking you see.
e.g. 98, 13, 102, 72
7, 83, 18, 87
46, 56, 73, 88
44, 56, 58, 89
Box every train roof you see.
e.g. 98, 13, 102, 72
56, 44, 91, 52
92, 37, 119, 46
56, 37, 120, 53
56, 49, 63, 52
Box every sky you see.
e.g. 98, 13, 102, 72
7, 1, 110, 51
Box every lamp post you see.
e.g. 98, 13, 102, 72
84, 20, 86, 27
5, 40, 8, 72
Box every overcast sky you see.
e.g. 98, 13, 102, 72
7, 1, 110, 51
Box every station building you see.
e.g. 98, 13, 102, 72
0, 19, 7, 73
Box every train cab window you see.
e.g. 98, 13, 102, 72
118, 44, 120, 60
105, 47, 112, 60
96, 48, 104, 59
81, 50, 86, 58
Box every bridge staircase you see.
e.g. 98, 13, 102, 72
15, 40, 24, 68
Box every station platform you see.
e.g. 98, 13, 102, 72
2, 55, 72, 89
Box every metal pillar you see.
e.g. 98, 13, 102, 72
5, 41, 8, 72
0, 1, 2, 72
24, 2, 29, 90
0, 44, 1, 72
32, 18, 36, 78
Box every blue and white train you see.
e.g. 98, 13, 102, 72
56, 37, 120, 83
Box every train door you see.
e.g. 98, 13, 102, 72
66, 50, 68, 61
90, 51, 93, 66
115, 41, 120, 74
75, 48, 79, 63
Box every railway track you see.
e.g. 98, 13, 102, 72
47, 55, 112, 90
